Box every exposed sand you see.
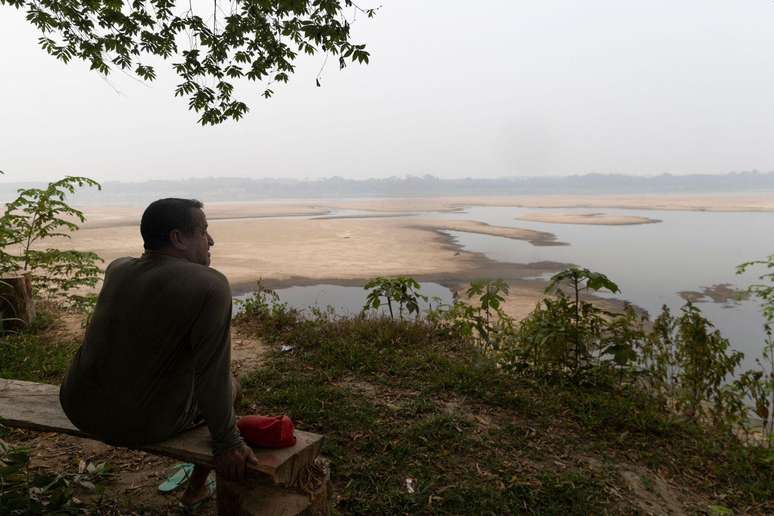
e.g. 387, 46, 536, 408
409, 219, 565, 246
320, 193, 774, 213
79, 203, 331, 229
36, 216, 564, 297
514, 212, 659, 225
32, 193, 774, 320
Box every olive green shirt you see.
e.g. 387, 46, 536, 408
60, 253, 243, 455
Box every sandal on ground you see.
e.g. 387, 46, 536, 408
159, 463, 194, 493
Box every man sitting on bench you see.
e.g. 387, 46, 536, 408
60, 198, 258, 509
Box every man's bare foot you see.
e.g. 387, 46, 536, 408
180, 465, 213, 509
181, 482, 211, 507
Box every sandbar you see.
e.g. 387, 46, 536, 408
78, 203, 331, 229
514, 212, 660, 225
409, 219, 566, 246
678, 284, 748, 305
35, 216, 565, 299
319, 193, 774, 213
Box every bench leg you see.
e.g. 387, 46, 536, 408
215, 473, 312, 516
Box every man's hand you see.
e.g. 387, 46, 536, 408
214, 444, 259, 481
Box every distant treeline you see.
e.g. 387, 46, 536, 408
2, 172, 773, 204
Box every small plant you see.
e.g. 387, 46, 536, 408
363, 276, 427, 320
504, 293, 582, 376
237, 279, 280, 318
236, 280, 299, 337
438, 279, 513, 351
601, 303, 647, 380
465, 279, 510, 339
639, 305, 680, 403
535, 267, 622, 377
0, 176, 102, 311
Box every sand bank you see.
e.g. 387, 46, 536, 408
75, 193, 774, 231
79, 203, 331, 229
322, 193, 774, 213
678, 284, 748, 305
514, 212, 660, 225
37, 216, 565, 297
409, 219, 566, 246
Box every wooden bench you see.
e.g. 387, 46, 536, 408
0, 378, 329, 516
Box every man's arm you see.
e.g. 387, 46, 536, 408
189, 273, 243, 455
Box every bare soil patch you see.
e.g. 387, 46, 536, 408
8, 428, 214, 515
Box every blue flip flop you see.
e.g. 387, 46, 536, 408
158, 463, 194, 493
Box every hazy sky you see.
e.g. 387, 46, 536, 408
2, 0, 774, 183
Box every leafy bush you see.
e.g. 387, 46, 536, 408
499, 267, 763, 439
432, 279, 514, 351
642, 304, 746, 429
0, 177, 102, 311
501, 267, 630, 379
235, 280, 300, 336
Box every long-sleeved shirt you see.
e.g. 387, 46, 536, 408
59, 253, 243, 455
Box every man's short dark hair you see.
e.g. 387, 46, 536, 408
140, 198, 204, 250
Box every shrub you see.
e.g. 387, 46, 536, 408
0, 176, 102, 312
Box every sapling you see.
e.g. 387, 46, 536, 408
0, 176, 102, 309
363, 277, 427, 320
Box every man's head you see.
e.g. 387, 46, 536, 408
140, 198, 213, 266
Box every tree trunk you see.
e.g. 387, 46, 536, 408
0, 272, 35, 332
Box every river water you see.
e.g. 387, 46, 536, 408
237, 205, 774, 370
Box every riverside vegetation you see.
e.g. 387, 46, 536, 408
1, 177, 773, 514
232, 267, 774, 514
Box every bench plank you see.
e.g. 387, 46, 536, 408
0, 378, 322, 485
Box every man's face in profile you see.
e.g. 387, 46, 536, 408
181, 208, 214, 266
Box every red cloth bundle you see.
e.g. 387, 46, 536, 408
237, 415, 297, 448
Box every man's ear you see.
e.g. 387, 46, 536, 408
168, 229, 187, 250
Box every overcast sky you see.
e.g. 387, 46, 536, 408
2, 0, 774, 183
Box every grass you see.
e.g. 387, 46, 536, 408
1, 302, 772, 514
0, 309, 78, 384
234, 308, 774, 514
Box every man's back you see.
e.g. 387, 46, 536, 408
60, 253, 240, 450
